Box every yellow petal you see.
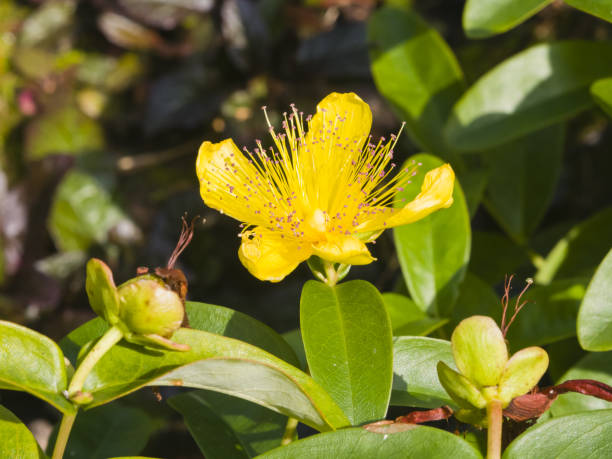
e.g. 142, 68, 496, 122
312, 235, 375, 265
386, 164, 455, 227
302, 92, 373, 210
238, 228, 312, 282
196, 139, 276, 226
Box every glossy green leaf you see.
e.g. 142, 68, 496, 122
60, 313, 348, 431
391, 336, 456, 408
535, 208, 612, 284
259, 425, 483, 458
577, 249, 612, 351
565, 0, 612, 22
0, 320, 74, 414
0, 405, 45, 459
549, 351, 612, 417
503, 409, 612, 458
506, 279, 587, 352
393, 154, 471, 316
169, 390, 286, 458
382, 293, 448, 336
300, 280, 393, 425
48, 170, 128, 252
463, 0, 553, 38
25, 105, 104, 159
282, 329, 307, 372
591, 77, 612, 118
445, 41, 612, 151
81, 328, 347, 431
185, 301, 300, 367
469, 231, 529, 285
484, 124, 565, 242
48, 402, 163, 459
368, 6, 464, 158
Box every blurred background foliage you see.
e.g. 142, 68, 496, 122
0, 0, 611, 457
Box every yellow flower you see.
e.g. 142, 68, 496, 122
196, 92, 455, 282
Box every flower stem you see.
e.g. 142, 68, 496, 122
281, 417, 299, 445
323, 261, 338, 287
486, 399, 503, 459
51, 413, 76, 459
67, 325, 123, 397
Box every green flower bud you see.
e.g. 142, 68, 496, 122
117, 275, 184, 338
451, 316, 508, 387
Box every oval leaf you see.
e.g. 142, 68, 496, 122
300, 280, 393, 425
259, 425, 482, 458
391, 336, 456, 408
577, 249, 612, 351
383, 293, 448, 337
445, 41, 612, 151
0, 405, 45, 458
169, 390, 286, 458
393, 154, 471, 316
368, 5, 464, 158
483, 124, 565, 242
81, 328, 348, 432
0, 320, 74, 414
503, 409, 612, 458
463, 0, 553, 38
549, 351, 612, 417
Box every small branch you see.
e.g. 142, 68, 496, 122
487, 400, 503, 459
51, 413, 76, 459
281, 417, 299, 445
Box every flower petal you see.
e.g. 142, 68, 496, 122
238, 228, 312, 282
357, 164, 455, 231
302, 92, 373, 210
312, 235, 375, 265
196, 139, 276, 226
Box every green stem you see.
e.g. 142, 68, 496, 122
486, 400, 503, 459
51, 413, 76, 459
67, 325, 123, 396
281, 417, 299, 445
323, 261, 338, 287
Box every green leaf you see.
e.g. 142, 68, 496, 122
545, 338, 586, 382
300, 280, 393, 425
368, 6, 464, 158
549, 351, 612, 417
483, 124, 565, 242
437, 361, 487, 409
506, 279, 587, 352
565, 0, 612, 22
48, 402, 163, 459
0, 405, 46, 458
48, 170, 128, 252
591, 77, 612, 118
185, 301, 300, 367
391, 336, 456, 408
577, 249, 612, 351
393, 154, 471, 316
503, 409, 612, 458
0, 320, 74, 414
282, 329, 307, 372
25, 104, 104, 159
62, 323, 348, 431
469, 231, 530, 285
445, 41, 612, 151
259, 425, 483, 458
169, 390, 286, 458
463, 0, 553, 38
85, 258, 120, 324
535, 208, 612, 284
382, 293, 448, 336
